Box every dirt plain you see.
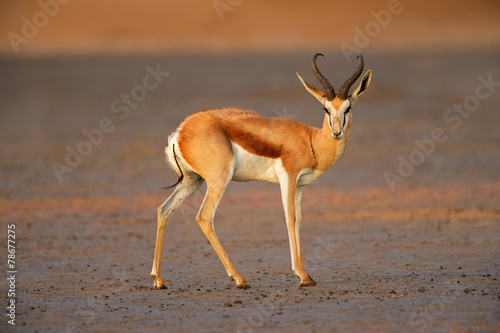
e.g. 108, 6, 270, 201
0, 49, 499, 332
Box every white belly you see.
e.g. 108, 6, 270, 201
231, 143, 280, 183
297, 168, 324, 186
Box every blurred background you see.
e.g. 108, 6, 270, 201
0, 0, 499, 199
1, 0, 499, 55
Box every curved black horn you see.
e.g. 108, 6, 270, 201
338, 54, 364, 100
312, 53, 335, 100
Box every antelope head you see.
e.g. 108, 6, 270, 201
297, 53, 372, 140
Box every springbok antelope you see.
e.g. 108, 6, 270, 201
151, 53, 372, 289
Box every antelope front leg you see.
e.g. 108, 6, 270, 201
294, 186, 315, 287
280, 178, 316, 287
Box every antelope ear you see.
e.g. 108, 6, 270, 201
296, 73, 326, 104
351, 70, 372, 103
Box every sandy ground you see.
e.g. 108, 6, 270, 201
1, 51, 500, 332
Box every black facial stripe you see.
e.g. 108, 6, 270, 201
345, 106, 351, 114
323, 107, 330, 115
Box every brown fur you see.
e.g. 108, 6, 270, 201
177, 108, 322, 173
330, 97, 346, 109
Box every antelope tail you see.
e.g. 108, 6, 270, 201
162, 143, 184, 189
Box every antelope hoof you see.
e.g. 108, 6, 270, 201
154, 283, 167, 290
152, 275, 167, 290
300, 278, 317, 287
237, 281, 251, 289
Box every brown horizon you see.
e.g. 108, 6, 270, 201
1, 0, 499, 56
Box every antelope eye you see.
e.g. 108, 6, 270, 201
323, 107, 330, 115
344, 106, 351, 114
